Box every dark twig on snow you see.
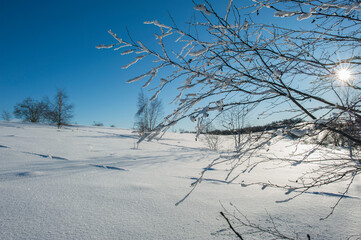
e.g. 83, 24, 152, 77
220, 211, 244, 240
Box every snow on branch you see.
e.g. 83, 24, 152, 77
144, 20, 172, 29
150, 89, 161, 101
194, 4, 211, 15
189, 47, 208, 57
108, 29, 123, 43
225, 0, 233, 21
142, 68, 159, 88
121, 55, 147, 69
95, 44, 116, 49
274, 10, 297, 18
121, 49, 134, 55
126, 69, 154, 83
137, 41, 150, 53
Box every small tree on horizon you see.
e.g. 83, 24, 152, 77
135, 90, 163, 135
47, 89, 73, 128
1, 110, 12, 121
13, 97, 49, 123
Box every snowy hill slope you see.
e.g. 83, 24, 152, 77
0, 122, 360, 239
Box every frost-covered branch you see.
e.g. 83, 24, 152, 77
99, 0, 361, 219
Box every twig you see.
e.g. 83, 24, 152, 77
220, 211, 244, 240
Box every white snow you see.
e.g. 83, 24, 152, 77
149, 89, 161, 101
144, 20, 172, 29
121, 55, 146, 69
189, 47, 208, 57
120, 49, 134, 55
274, 10, 297, 18
0, 121, 360, 239
225, 0, 233, 21
95, 44, 115, 49
194, 4, 211, 16
297, 12, 312, 21
290, 128, 307, 137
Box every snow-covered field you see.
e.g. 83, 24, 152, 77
0, 121, 360, 239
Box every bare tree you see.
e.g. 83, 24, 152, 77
47, 89, 73, 128
200, 119, 221, 151
99, 0, 361, 221
135, 90, 163, 135
1, 110, 11, 121
219, 105, 249, 150
13, 97, 49, 123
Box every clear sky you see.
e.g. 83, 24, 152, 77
0, 0, 297, 130
0, 0, 207, 129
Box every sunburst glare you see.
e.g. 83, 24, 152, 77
336, 67, 352, 83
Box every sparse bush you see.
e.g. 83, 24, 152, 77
1, 110, 11, 121
201, 120, 221, 151
204, 134, 220, 151
93, 122, 104, 126
219, 106, 247, 150
13, 97, 49, 123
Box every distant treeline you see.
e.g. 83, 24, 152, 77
206, 118, 304, 135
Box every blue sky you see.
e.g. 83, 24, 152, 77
0, 0, 203, 129
0, 0, 303, 130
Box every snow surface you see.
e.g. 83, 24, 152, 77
0, 121, 360, 239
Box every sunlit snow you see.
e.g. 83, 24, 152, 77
0, 122, 360, 239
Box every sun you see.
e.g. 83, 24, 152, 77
336, 68, 352, 83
